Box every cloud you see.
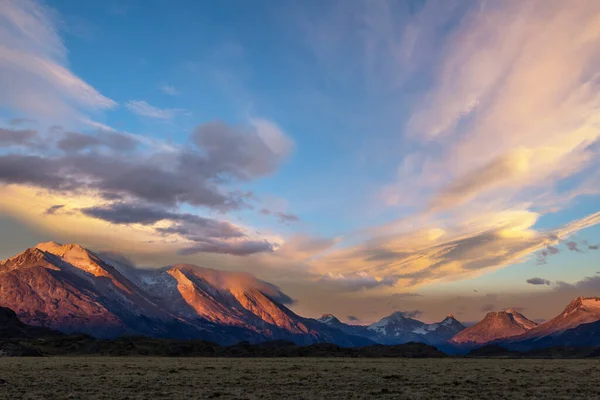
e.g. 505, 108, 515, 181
56, 131, 138, 153
590, 244, 600, 250
392, 310, 422, 319
566, 241, 581, 252
260, 208, 300, 224
0, 120, 292, 211
403, 1, 600, 211
176, 240, 275, 257
43, 204, 64, 215
80, 202, 277, 256
346, 315, 359, 321
376, 0, 600, 271
0, 128, 37, 146
536, 245, 560, 265
555, 275, 600, 293
319, 271, 398, 292
0, 118, 292, 256
125, 100, 188, 120
526, 277, 552, 286
160, 85, 179, 96
192, 120, 293, 180
429, 148, 532, 211
312, 210, 600, 289
0, 0, 116, 122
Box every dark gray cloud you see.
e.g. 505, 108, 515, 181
536, 245, 560, 265
526, 277, 552, 286
589, 244, 599, 250
0, 128, 37, 146
566, 241, 580, 252
57, 132, 101, 152
0, 154, 70, 189
82, 203, 179, 225
347, 315, 359, 321
57, 131, 138, 152
0, 121, 290, 213
260, 208, 300, 224
177, 240, 275, 256
555, 275, 600, 292
392, 310, 422, 319
192, 121, 291, 180
82, 202, 275, 256
44, 204, 64, 215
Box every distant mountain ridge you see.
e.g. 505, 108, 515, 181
318, 311, 466, 345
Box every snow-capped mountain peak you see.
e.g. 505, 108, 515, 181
318, 314, 341, 325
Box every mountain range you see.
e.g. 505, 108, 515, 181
318, 312, 465, 345
0, 242, 371, 346
1, 242, 600, 351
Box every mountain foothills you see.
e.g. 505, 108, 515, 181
1, 242, 600, 352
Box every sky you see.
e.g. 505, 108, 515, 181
1, 0, 600, 325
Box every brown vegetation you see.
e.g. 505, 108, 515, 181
1, 357, 600, 399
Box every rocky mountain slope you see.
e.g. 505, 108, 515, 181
499, 297, 600, 350
518, 297, 600, 339
450, 309, 538, 345
450, 298, 600, 351
0, 243, 371, 346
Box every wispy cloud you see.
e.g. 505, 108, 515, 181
293, 0, 600, 291
0, 0, 116, 122
125, 100, 187, 120
160, 85, 179, 96
319, 271, 398, 292
311, 210, 600, 289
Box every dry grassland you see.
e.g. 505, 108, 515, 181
1, 357, 599, 399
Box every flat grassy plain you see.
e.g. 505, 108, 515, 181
1, 357, 600, 399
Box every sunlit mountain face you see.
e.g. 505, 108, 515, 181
1, 0, 600, 328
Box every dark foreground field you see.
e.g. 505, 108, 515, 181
2, 358, 600, 399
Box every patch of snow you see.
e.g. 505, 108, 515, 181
412, 327, 427, 335
426, 323, 439, 331
319, 314, 337, 324
367, 318, 389, 334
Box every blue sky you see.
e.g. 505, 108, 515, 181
1, 0, 600, 323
